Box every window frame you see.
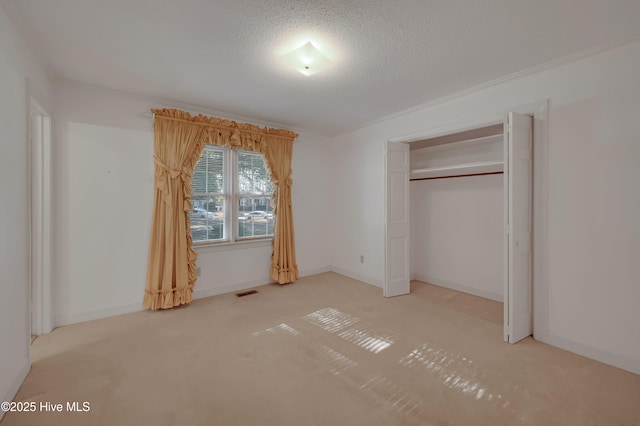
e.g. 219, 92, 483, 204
191, 145, 274, 247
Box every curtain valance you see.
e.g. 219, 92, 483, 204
151, 108, 298, 152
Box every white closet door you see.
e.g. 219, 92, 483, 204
385, 141, 410, 297
504, 112, 533, 343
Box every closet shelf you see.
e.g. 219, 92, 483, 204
410, 160, 504, 180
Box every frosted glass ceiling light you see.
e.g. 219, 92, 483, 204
282, 41, 331, 76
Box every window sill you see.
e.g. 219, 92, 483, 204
193, 238, 273, 254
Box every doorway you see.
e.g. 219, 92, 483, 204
29, 97, 53, 336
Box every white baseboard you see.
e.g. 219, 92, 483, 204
54, 302, 144, 328
0, 357, 30, 422
539, 333, 640, 375
53, 267, 335, 327
330, 267, 384, 288
53, 281, 271, 326
192, 278, 273, 300
413, 273, 503, 302
299, 266, 333, 277
193, 266, 333, 300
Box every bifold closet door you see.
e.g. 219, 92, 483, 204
504, 112, 533, 343
384, 141, 410, 297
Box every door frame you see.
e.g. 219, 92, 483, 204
386, 100, 549, 341
28, 93, 53, 336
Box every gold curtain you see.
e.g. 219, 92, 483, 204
144, 109, 299, 310
144, 110, 206, 310
265, 138, 298, 283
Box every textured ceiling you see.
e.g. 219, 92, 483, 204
5, 0, 640, 136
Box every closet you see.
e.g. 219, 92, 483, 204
384, 112, 533, 343
409, 124, 504, 305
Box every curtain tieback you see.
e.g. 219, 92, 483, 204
154, 156, 181, 178
274, 177, 293, 188
154, 157, 194, 206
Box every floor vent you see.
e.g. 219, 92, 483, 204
236, 290, 258, 298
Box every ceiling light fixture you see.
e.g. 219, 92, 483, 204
282, 41, 331, 76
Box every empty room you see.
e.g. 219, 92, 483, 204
1, 1, 639, 425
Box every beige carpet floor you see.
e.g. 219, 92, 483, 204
3, 272, 639, 425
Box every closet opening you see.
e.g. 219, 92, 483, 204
385, 112, 534, 344
409, 123, 505, 325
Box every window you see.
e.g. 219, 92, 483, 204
191, 146, 274, 244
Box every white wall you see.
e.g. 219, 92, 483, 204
0, 3, 52, 418
291, 131, 334, 276
330, 128, 386, 286
411, 175, 503, 301
330, 40, 640, 374
52, 80, 333, 326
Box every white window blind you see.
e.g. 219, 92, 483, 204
191, 147, 274, 244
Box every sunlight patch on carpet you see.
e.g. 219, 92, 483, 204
303, 308, 360, 333
399, 342, 504, 405
337, 327, 394, 354
251, 323, 301, 337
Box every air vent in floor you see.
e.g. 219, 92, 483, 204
236, 290, 258, 297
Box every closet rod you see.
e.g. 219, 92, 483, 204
409, 171, 503, 181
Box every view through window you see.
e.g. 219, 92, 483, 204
191, 147, 274, 243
